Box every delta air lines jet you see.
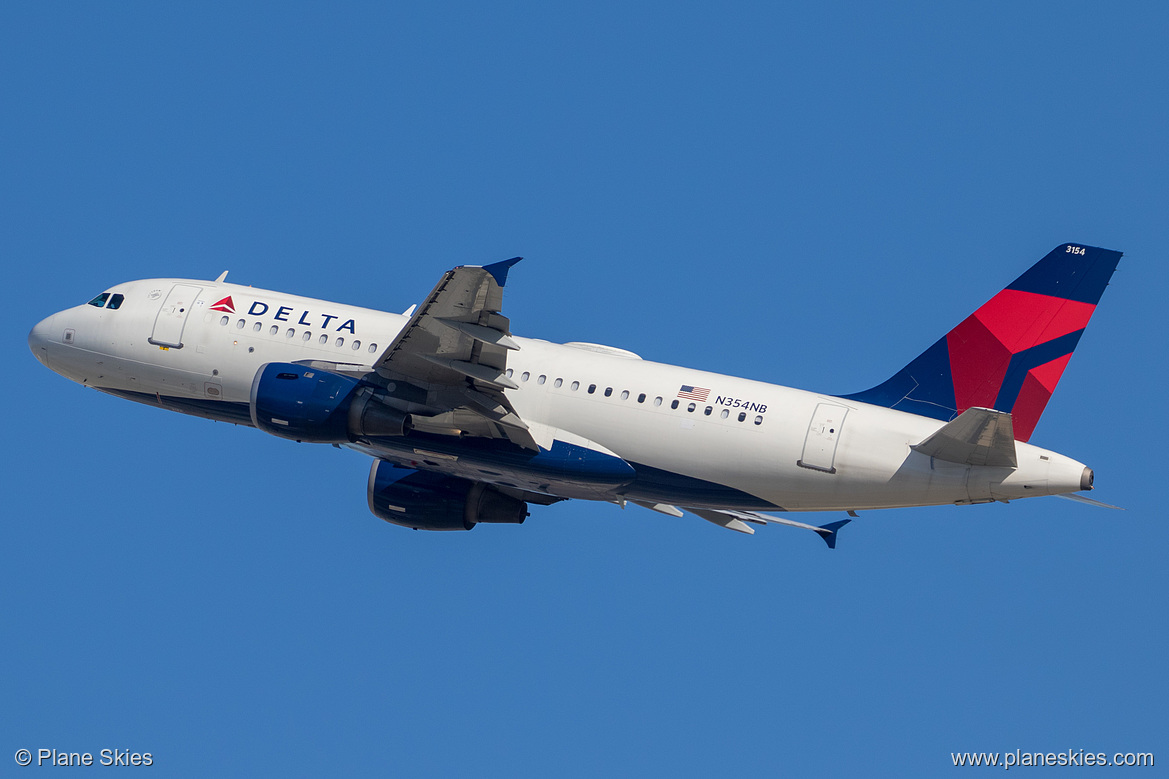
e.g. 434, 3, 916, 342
28, 243, 1121, 547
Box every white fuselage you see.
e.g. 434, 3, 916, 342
29, 277, 1090, 514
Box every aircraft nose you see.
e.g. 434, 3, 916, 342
28, 313, 57, 365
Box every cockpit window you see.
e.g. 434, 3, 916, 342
106, 293, 124, 310
87, 293, 109, 307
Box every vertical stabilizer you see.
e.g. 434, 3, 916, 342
842, 243, 1122, 441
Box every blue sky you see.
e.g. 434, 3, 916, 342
4, 2, 1166, 775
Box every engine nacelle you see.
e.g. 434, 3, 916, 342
250, 363, 411, 443
367, 460, 528, 531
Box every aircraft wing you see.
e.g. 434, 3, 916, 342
670, 505, 851, 548
371, 258, 538, 450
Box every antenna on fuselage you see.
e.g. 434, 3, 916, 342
214, 271, 229, 283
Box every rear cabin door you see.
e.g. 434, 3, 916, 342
149, 284, 202, 348
798, 403, 848, 473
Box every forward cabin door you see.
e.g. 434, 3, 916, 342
798, 403, 848, 473
149, 284, 202, 349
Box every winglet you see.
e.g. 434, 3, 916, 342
817, 519, 851, 549
482, 257, 523, 287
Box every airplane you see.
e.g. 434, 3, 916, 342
27, 242, 1121, 548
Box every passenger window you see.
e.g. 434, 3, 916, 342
351, 340, 361, 350
603, 387, 612, 397
620, 390, 629, 400
687, 402, 696, 412
237, 319, 245, 329
253, 322, 262, 332
537, 375, 546, 385
506, 368, 514, 378
738, 412, 746, 422
318, 334, 327, 344
554, 378, 563, 388
704, 406, 712, 416
637, 393, 645, 403
106, 294, 124, 310
521, 371, 530, 382
671, 400, 679, 410
270, 325, 279, 335
302, 331, 312, 341
570, 381, 580, 391
587, 384, 596, 394
754, 415, 763, 425
720, 409, 729, 419
286, 328, 295, 338
335, 337, 344, 347
368, 343, 378, 353
653, 397, 662, 407
221, 316, 230, 326
87, 293, 109, 307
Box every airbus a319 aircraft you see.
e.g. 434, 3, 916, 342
28, 243, 1121, 547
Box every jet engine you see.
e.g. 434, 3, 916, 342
250, 362, 411, 443
367, 460, 528, 531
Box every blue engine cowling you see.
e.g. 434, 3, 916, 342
250, 363, 411, 443
367, 460, 528, 531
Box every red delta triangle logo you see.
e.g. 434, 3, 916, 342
210, 296, 235, 313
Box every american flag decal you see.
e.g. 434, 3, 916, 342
677, 385, 710, 402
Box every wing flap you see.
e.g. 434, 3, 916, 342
681, 507, 850, 547
436, 318, 520, 350
418, 354, 519, 390
370, 258, 537, 449
375, 261, 519, 389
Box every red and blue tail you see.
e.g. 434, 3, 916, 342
842, 242, 1122, 442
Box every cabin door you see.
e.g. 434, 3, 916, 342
798, 403, 848, 473
149, 284, 203, 348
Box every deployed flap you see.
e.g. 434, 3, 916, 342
632, 501, 685, 518
376, 258, 520, 388
687, 508, 756, 534
912, 407, 1017, 467
373, 258, 537, 450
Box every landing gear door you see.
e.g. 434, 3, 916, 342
798, 403, 848, 474
149, 284, 202, 349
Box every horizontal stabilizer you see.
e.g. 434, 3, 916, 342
1055, 493, 1124, 510
912, 407, 1017, 467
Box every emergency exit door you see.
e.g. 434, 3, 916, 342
149, 284, 202, 348
798, 403, 848, 473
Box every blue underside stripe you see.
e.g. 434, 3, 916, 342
96, 389, 255, 425
621, 461, 782, 510
100, 388, 779, 510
